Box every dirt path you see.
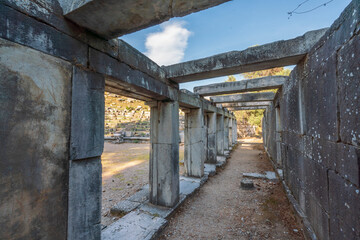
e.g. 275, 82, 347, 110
159, 138, 305, 240
101, 142, 185, 226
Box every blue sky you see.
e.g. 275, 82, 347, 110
121, 0, 352, 91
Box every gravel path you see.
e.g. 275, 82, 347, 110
158, 138, 305, 240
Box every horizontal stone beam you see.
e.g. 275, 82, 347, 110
164, 29, 328, 83
194, 76, 288, 96
210, 92, 275, 103
64, 0, 229, 39
221, 102, 271, 108
229, 106, 267, 111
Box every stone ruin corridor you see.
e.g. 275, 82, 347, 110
0, 1, 359, 240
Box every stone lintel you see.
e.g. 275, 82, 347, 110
64, 0, 230, 39
211, 92, 275, 103
229, 106, 268, 111
194, 76, 288, 96
222, 101, 272, 108
165, 29, 328, 83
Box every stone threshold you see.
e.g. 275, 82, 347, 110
102, 146, 235, 240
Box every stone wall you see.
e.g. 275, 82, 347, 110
263, 1, 360, 239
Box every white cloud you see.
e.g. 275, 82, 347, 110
144, 21, 191, 66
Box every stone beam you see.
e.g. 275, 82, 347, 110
210, 92, 275, 103
194, 76, 288, 96
164, 29, 328, 83
221, 102, 272, 108
64, 0, 230, 39
229, 106, 267, 111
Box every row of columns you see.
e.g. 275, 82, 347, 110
148, 100, 237, 207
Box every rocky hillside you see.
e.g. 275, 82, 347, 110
105, 92, 185, 138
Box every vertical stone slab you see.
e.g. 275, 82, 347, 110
228, 118, 233, 147
149, 101, 180, 207
70, 67, 105, 160
206, 112, 217, 163
233, 119, 237, 144
224, 117, 230, 150
68, 67, 105, 240
184, 108, 205, 177
68, 157, 102, 240
0, 38, 71, 240
216, 114, 224, 155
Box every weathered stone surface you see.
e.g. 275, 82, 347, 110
0, 38, 71, 240
68, 157, 102, 240
101, 211, 167, 240
194, 76, 287, 96
64, 0, 229, 39
338, 34, 360, 146
110, 200, 141, 216
224, 117, 230, 150
165, 29, 328, 83
241, 179, 254, 189
149, 101, 180, 207
184, 108, 206, 177
304, 52, 338, 142
216, 114, 224, 155
229, 106, 268, 111
179, 89, 202, 108
0, 4, 88, 66
70, 67, 105, 160
328, 171, 360, 239
221, 102, 271, 108
180, 177, 201, 195
204, 164, 216, 176
90, 48, 175, 101
211, 92, 275, 103
206, 112, 217, 163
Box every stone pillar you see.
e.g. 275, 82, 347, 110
68, 68, 104, 240
224, 117, 230, 150
148, 101, 180, 207
184, 108, 205, 177
233, 119, 237, 144
206, 112, 217, 163
228, 118, 233, 147
216, 114, 224, 155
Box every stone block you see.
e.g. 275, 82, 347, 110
70, 67, 105, 160
180, 178, 201, 195
89, 48, 173, 101
68, 157, 102, 240
304, 53, 338, 142
334, 143, 360, 185
127, 187, 149, 203
304, 158, 329, 211
110, 200, 141, 216
338, 34, 360, 147
328, 170, 360, 237
304, 192, 330, 240
150, 143, 179, 207
0, 38, 71, 240
101, 211, 167, 240
0, 5, 88, 66
204, 164, 216, 176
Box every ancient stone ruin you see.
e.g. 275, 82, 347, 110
0, 0, 359, 239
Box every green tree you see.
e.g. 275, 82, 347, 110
233, 67, 291, 132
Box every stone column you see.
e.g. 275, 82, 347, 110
148, 101, 179, 207
216, 114, 224, 155
184, 108, 205, 178
206, 112, 217, 163
68, 68, 104, 240
233, 119, 237, 144
228, 118, 233, 147
224, 117, 230, 150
